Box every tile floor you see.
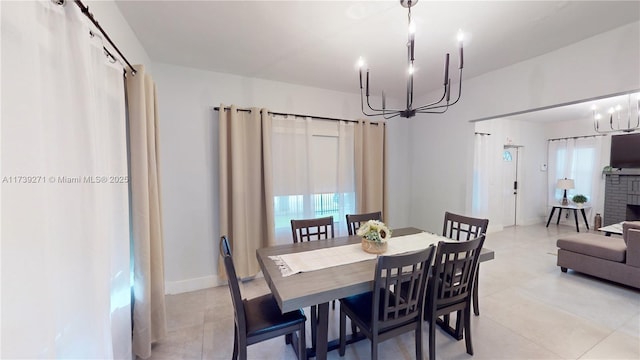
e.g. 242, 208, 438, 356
148, 224, 640, 359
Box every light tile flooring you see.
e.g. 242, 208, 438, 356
148, 224, 640, 359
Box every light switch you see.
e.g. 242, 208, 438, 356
540, 164, 547, 171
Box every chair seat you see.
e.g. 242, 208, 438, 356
244, 294, 306, 338
341, 290, 412, 332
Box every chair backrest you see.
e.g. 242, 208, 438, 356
431, 235, 486, 309
290, 216, 334, 243
442, 211, 489, 241
346, 211, 383, 236
220, 236, 246, 332
371, 245, 436, 333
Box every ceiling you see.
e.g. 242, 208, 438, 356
115, 0, 640, 122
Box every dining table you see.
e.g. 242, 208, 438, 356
256, 227, 495, 360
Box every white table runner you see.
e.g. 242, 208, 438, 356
269, 232, 444, 277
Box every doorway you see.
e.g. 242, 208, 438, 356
503, 146, 521, 227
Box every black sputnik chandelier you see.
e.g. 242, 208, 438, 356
358, 0, 465, 119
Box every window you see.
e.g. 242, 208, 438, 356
271, 116, 355, 243
547, 137, 602, 208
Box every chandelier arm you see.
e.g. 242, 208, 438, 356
416, 68, 464, 111
365, 92, 406, 113
384, 112, 402, 120
411, 88, 448, 111
417, 105, 449, 114
360, 90, 380, 117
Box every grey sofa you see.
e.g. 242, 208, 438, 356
556, 221, 640, 289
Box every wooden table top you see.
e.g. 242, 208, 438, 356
256, 227, 495, 313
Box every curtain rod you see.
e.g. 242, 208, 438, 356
547, 134, 607, 141
55, 0, 137, 76
213, 106, 384, 125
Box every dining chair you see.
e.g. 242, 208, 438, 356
220, 236, 306, 360
290, 215, 335, 347
443, 211, 489, 316
345, 211, 383, 235
426, 235, 486, 360
338, 245, 436, 360
291, 216, 335, 243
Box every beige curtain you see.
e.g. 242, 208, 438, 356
127, 65, 167, 359
219, 105, 275, 279
354, 120, 387, 217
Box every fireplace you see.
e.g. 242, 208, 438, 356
627, 204, 640, 222
604, 171, 640, 225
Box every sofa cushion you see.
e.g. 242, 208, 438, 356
623, 221, 640, 245
557, 233, 626, 263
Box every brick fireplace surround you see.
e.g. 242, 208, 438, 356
604, 170, 640, 226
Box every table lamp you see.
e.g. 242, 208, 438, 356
557, 178, 575, 206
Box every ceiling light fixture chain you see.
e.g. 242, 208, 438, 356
592, 93, 640, 133
358, 0, 464, 119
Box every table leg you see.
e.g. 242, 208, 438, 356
315, 302, 329, 360
546, 207, 557, 227
573, 209, 580, 232
580, 209, 590, 230
556, 208, 563, 225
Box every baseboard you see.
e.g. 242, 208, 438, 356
164, 275, 221, 295
164, 272, 266, 294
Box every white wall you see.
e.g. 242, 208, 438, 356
408, 22, 639, 233
152, 63, 412, 293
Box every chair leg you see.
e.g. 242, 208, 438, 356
415, 325, 423, 360
298, 324, 307, 360
464, 306, 474, 355
371, 335, 378, 360
285, 333, 292, 344
311, 305, 317, 350
473, 268, 480, 316
428, 314, 436, 360
339, 306, 346, 356
233, 325, 239, 360
332, 299, 335, 310
238, 330, 248, 360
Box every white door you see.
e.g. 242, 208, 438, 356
503, 147, 519, 226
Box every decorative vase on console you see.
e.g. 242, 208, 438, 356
357, 220, 392, 254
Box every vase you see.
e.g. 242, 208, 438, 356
361, 238, 387, 254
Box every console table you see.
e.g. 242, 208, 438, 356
546, 204, 590, 232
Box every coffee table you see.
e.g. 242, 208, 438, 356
598, 222, 624, 236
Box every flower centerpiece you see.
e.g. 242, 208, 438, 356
357, 220, 392, 254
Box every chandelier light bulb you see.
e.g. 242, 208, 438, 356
409, 20, 416, 34
457, 29, 464, 43
590, 104, 597, 111
408, 64, 414, 75
357, 57, 365, 69
592, 93, 640, 133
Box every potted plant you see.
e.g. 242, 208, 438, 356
572, 194, 588, 207
357, 220, 392, 254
